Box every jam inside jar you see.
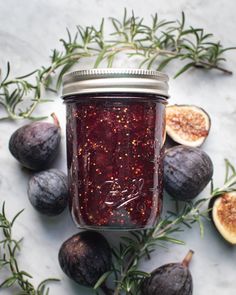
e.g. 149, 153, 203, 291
62, 69, 169, 230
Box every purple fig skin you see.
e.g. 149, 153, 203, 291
142, 263, 193, 295
58, 231, 112, 287
9, 120, 61, 171
28, 169, 68, 216
164, 145, 213, 201
141, 250, 194, 295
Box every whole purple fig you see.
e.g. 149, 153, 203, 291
9, 113, 61, 171
164, 146, 213, 200
28, 169, 68, 216
58, 231, 112, 287
141, 250, 194, 295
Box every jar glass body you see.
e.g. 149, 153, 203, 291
65, 93, 166, 230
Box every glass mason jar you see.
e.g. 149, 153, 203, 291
62, 69, 169, 230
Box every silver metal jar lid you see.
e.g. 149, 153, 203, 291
62, 68, 169, 98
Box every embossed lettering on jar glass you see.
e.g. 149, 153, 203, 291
62, 69, 169, 230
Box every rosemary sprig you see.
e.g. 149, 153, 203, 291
95, 158, 236, 295
109, 200, 208, 295
0, 202, 59, 294
0, 10, 235, 120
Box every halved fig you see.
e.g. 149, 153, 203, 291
166, 105, 211, 147
209, 192, 236, 244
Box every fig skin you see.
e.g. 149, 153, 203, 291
209, 192, 236, 244
28, 169, 68, 216
58, 231, 112, 287
141, 250, 194, 295
164, 145, 213, 201
9, 115, 61, 171
164, 135, 178, 150
166, 105, 211, 148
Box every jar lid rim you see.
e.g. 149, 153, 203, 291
62, 68, 169, 98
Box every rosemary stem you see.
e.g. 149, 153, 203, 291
152, 217, 182, 239
196, 61, 233, 75
106, 44, 177, 56
23, 98, 41, 118
113, 251, 140, 295
216, 175, 236, 194
0, 204, 59, 294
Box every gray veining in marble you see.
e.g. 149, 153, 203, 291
0, 0, 236, 294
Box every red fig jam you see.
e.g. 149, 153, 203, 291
62, 69, 169, 230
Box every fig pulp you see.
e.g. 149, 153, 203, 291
9, 113, 61, 171
166, 105, 211, 147
28, 169, 68, 216
141, 250, 194, 295
58, 231, 112, 287
164, 146, 213, 200
209, 192, 236, 244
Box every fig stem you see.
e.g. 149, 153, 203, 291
51, 112, 60, 128
182, 250, 194, 268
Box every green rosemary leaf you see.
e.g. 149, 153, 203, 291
180, 11, 185, 30
121, 236, 137, 244
127, 270, 150, 278
110, 17, 121, 32
138, 57, 150, 68
147, 53, 159, 69
56, 61, 76, 90
94, 48, 107, 68
219, 46, 236, 53
93, 271, 113, 290
0, 203, 59, 294
19, 271, 33, 278
107, 52, 117, 67
0, 62, 10, 84
174, 62, 195, 78
15, 70, 38, 80
0, 277, 17, 288
197, 217, 205, 238
11, 209, 24, 227
37, 278, 60, 293
157, 56, 177, 71
25, 116, 48, 121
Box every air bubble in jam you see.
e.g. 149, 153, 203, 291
66, 93, 166, 230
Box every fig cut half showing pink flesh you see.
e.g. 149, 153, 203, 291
166, 105, 211, 147
210, 192, 236, 245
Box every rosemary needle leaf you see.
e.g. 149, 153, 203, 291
93, 271, 113, 290
56, 61, 76, 90
10, 208, 24, 227
174, 62, 196, 78
0, 10, 235, 120
157, 56, 177, 71
0, 62, 11, 84
0, 203, 59, 294
0, 277, 17, 288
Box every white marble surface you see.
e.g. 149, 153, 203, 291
0, 0, 236, 294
